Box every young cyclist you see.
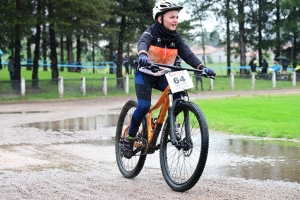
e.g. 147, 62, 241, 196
122, 0, 215, 159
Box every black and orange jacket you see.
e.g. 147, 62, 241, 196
138, 22, 202, 76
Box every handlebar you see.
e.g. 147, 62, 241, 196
134, 60, 215, 79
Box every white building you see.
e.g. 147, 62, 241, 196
191, 45, 227, 63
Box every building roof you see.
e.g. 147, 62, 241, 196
191, 45, 223, 55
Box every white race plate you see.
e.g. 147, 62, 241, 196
165, 70, 194, 93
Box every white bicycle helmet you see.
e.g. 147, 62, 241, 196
153, 1, 183, 21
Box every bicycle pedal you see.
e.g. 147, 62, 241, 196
135, 137, 148, 155
135, 137, 147, 146
134, 141, 143, 148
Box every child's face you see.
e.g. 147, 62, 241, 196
158, 10, 179, 31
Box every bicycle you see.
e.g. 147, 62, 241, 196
115, 62, 215, 192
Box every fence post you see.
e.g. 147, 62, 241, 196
230, 73, 234, 90
210, 78, 214, 91
292, 71, 296, 87
125, 74, 129, 94
21, 77, 26, 98
58, 76, 64, 98
103, 76, 107, 96
272, 71, 276, 88
81, 76, 86, 96
251, 73, 255, 89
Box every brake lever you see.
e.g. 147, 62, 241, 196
147, 62, 161, 72
201, 72, 215, 80
151, 66, 160, 72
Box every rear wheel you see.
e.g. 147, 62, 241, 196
160, 102, 209, 192
115, 100, 147, 178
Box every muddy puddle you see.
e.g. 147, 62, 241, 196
21, 114, 119, 131
206, 136, 300, 183
0, 111, 49, 114
20, 114, 300, 183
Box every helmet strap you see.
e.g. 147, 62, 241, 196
157, 13, 165, 27
161, 14, 164, 27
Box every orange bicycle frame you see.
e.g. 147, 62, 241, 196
146, 85, 171, 151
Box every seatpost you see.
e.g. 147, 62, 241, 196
168, 90, 178, 145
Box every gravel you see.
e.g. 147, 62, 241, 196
0, 88, 299, 199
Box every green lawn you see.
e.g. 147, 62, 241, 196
193, 94, 300, 140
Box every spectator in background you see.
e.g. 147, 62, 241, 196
110, 50, 118, 74
8, 56, 15, 80
8, 56, 15, 88
272, 60, 280, 74
253, 58, 259, 73
261, 58, 268, 74
128, 52, 137, 74
249, 57, 257, 73
282, 59, 288, 74
194, 70, 204, 91
123, 54, 129, 74
112, 50, 118, 63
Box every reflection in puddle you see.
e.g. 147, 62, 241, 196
77, 137, 115, 146
0, 111, 49, 114
21, 114, 119, 131
206, 137, 300, 183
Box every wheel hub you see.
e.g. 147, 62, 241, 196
182, 137, 193, 156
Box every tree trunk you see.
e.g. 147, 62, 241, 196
226, 0, 231, 76
32, 0, 41, 88
66, 34, 74, 72
258, 0, 263, 66
26, 37, 32, 70
48, 0, 59, 83
237, 0, 247, 76
92, 42, 95, 74
60, 34, 64, 71
291, 6, 297, 68
292, 33, 297, 68
116, 11, 127, 89
42, 9, 48, 72
76, 36, 81, 62
13, 0, 22, 90
274, 0, 280, 59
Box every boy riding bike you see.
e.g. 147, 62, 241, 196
122, 0, 215, 159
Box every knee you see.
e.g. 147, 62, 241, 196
137, 100, 151, 114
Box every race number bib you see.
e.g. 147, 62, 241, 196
165, 70, 194, 93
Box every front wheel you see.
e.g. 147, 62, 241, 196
160, 102, 209, 192
115, 100, 147, 178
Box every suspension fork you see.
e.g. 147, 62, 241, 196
181, 90, 191, 138
168, 90, 190, 145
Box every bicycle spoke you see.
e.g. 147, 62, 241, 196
115, 100, 147, 179
160, 102, 209, 192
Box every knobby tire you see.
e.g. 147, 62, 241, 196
160, 101, 209, 192
115, 100, 147, 178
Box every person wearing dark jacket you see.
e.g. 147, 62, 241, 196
261, 58, 268, 74
8, 56, 15, 88
122, 0, 215, 159
128, 52, 136, 74
8, 56, 15, 80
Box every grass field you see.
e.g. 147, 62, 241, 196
193, 94, 300, 140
